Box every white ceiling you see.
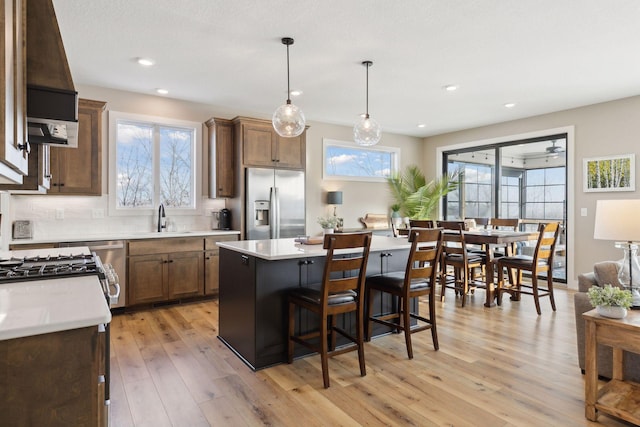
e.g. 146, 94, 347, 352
52, 0, 640, 138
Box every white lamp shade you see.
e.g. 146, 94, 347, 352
272, 102, 305, 137
353, 116, 381, 146
593, 199, 640, 241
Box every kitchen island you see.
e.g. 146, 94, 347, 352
217, 235, 413, 370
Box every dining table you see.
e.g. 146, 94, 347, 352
443, 229, 540, 307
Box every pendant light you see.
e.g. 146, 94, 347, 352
272, 37, 306, 138
353, 60, 381, 146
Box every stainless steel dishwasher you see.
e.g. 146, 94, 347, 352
60, 240, 127, 308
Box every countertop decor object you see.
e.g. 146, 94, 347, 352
587, 284, 632, 319
317, 215, 338, 231
272, 37, 305, 138
593, 199, 640, 308
353, 60, 381, 146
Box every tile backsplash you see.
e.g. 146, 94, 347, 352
6, 194, 226, 242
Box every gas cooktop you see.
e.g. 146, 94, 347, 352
0, 254, 100, 282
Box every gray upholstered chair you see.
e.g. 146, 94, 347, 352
575, 261, 640, 382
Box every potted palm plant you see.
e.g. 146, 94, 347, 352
387, 165, 461, 220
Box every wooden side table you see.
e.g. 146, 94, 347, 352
583, 309, 640, 424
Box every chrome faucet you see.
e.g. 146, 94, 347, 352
157, 203, 166, 232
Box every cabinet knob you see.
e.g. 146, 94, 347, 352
241, 255, 249, 265
59, 183, 65, 187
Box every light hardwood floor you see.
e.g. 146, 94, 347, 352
110, 287, 632, 426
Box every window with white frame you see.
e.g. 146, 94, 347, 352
323, 138, 399, 182
109, 111, 201, 214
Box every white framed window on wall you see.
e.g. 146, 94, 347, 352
108, 111, 202, 215
322, 138, 399, 182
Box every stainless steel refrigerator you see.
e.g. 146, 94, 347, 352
246, 168, 305, 240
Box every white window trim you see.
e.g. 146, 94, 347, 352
322, 138, 400, 182
108, 110, 202, 216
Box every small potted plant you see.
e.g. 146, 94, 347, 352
587, 284, 633, 319
317, 216, 339, 234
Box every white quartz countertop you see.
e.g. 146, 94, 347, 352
217, 235, 411, 261
9, 230, 240, 246
0, 275, 112, 341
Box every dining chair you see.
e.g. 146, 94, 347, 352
489, 218, 520, 256
409, 219, 434, 229
495, 222, 560, 315
365, 228, 443, 359
287, 232, 372, 388
438, 222, 486, 307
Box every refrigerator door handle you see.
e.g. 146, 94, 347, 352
269, 187, 276, 238
273, 187, 281, 238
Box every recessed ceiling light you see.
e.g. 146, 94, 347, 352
290, 90, 303, 97
444, 85, 458, 91
156, 88, 169, 95
417, 124, 426, 128
137, 57, 155, 66
504, 103, 516, 108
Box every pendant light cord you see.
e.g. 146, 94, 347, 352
286, 43, 291, 104
366, 62, 369, 118
363, 61, 372, 119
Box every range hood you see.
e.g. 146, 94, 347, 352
26, 0, 78, 148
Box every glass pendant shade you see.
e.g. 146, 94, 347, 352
354, 115, 382, 146
273, 101, 306, 137
272, 37, 305, 138
354, 60, 381, 146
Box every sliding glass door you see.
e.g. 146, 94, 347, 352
443, 135, 567, 282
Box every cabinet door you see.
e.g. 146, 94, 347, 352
215, 120, 234, 197
50, 99, 105, 195
0, 0, 29, 177
168, 251, 204, 299
128, 254, 168, 305
242, 121, 275, 167
204, 249, 219, 295
276, 134, 305, 169
206, 118, 235, 198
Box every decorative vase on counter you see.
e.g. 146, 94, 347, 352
596, 305, 628, 319
323, 228, 334, 235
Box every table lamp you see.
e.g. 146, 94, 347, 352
326, 191, 343, 217
593, 199, 640, 308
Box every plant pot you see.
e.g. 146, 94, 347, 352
323, 228, 334, 235
596, 305, 628, 319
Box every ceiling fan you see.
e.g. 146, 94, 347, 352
545, 140, 565, 155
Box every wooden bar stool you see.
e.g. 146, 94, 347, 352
287, 232, 372, 388
365, 228, 443, 359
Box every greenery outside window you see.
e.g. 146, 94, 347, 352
108, 111, 202, 215
323, 138, 399, 182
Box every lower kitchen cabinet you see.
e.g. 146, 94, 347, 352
127, 237, 204, 306
204, 234, 239, 295
0, 326, 105, 426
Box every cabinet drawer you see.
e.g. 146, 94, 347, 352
205, 234, 238, 250
128, 237, 204, 255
